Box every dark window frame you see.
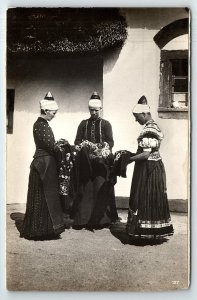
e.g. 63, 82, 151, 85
158, 50, 189, 119
7, 89, 15, 134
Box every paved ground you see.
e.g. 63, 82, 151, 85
6, 203, 189, 292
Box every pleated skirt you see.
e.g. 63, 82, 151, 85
20, 165, 64, 240
126, 159, 174, 238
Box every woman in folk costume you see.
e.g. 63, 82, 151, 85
126, 96, 174, 238
20, 92, 65, 240
72, 92, 119, 229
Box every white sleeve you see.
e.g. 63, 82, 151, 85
139, 137, 158, 151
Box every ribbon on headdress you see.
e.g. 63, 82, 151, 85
132, 103, 150, 113
88, 91, 102, 108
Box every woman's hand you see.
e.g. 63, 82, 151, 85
58, 138, 69, 146
55, 139, 69, 150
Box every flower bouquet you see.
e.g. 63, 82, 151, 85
75, 140, 112, 163
55, 139, 77, 196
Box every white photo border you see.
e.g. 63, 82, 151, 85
1, 0, 196, 299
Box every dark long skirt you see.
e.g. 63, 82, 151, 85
126, 159, 174, 238
72, 176, 118, 228
20, 159, 65, 240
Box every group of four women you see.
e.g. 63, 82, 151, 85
20, 91, 174, 241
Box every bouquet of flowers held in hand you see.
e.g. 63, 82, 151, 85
75, 140, 112, 161
55, 139, 77, 196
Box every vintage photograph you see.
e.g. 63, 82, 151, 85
6, 7, 190, 291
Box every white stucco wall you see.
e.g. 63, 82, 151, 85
6, 8, 189, 204
7, 55, 103, 204
103, 8, 189, 200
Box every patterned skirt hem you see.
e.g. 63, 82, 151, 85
126, 232, 174, 239
126, 224, 174, 238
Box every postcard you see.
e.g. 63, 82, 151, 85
6, 7, 190, 292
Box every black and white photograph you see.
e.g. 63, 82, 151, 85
5, 5, 190, 292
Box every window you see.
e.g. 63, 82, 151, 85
7, 89, 15, 134
158, 50, 189, 119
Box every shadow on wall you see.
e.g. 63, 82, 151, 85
103, 47, 123, 74
7, 53, 103, 114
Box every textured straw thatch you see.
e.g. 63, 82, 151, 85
7, 8, 127, 54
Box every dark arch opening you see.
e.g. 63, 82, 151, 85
153, 18, 189, 49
